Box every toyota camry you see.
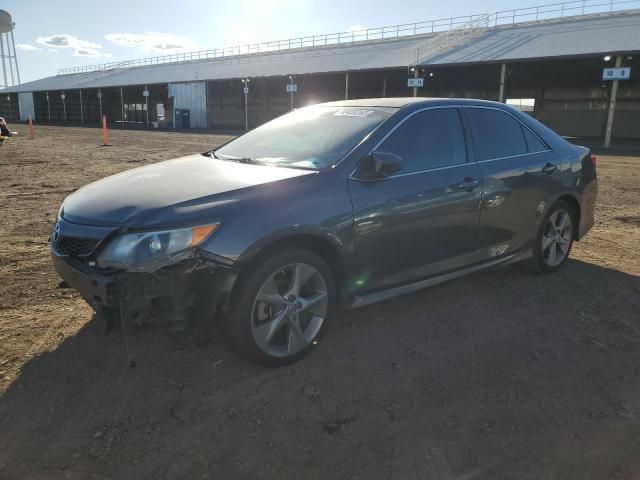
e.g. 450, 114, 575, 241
50, 98, 597, 365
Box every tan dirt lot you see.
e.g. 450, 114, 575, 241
0, 124, 639, 480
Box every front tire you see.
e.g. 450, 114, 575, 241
529, 199, 575, 273
226, 248, 336, 366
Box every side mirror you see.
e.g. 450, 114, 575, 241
356, 151, 403, 181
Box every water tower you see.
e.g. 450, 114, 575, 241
0, 10, 20, 87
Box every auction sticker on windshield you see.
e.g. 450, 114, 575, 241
334, 109, 375, 118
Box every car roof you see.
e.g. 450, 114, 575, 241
319, 97, 508, 109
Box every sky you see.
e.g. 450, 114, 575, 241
5, 0, 549, 84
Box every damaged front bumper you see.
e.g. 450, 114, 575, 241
52, 251, 237, 332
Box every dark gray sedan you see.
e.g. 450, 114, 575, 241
51, 98, 597, 365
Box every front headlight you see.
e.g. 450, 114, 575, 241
97, 223, 219, 271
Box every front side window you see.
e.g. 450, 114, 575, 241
465, 108, 528, 160
374, 108, 467, 174
212, 105, 393, 170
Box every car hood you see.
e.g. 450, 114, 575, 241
62, 154, 315, 227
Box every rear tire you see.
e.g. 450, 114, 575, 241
225, 248, 336, 367
528, 199, 575, 273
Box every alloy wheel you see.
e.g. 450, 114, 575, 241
541, 208, 573, 267
251, 263, 328, 357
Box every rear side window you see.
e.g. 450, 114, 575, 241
465, 108, 527, 160
522, 127, 548, 153
376, 108, 467, 174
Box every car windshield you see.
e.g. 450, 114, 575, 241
210, 105, 394, 170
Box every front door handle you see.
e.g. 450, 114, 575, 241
542, 162, 557, 174
455, 177, 480, 192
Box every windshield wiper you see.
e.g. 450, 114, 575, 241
217, 154, 261, 164
205, 152, 318, 170
204, 151, 262, 164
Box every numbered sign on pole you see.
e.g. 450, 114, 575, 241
602, 67, 631, 80
286, 84, 298, 93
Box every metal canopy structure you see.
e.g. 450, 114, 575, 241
3, 2, 640, 94
421, 10, 640, 65
1, 0, 639, 147
3, 36, 429, 93
54, 0, 640, 75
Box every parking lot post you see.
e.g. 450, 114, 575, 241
144, 86, 150, 126
120, 87, 125, 125
46, 92, 51, 123
61, 92, 66, 124
345, 72, 350, 100
98, 89, 103, 121
242, 78, 250, 131
499, 63, 507, 102
79, 89, 84, 124
604, 56, 622, 148
289, 75, 294, 110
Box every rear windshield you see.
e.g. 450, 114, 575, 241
212, 105, 393, 170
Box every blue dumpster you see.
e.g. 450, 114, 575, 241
181, 109, 190, 129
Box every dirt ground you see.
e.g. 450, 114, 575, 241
0, 124, 639, 480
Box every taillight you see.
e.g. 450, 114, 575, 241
590, 154, 597, 167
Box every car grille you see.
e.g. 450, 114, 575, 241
55, 236, 100, 257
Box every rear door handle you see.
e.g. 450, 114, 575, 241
542, 162, 557, 174
455, 177, 480, 191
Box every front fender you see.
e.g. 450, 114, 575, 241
236, 224, 352, 269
